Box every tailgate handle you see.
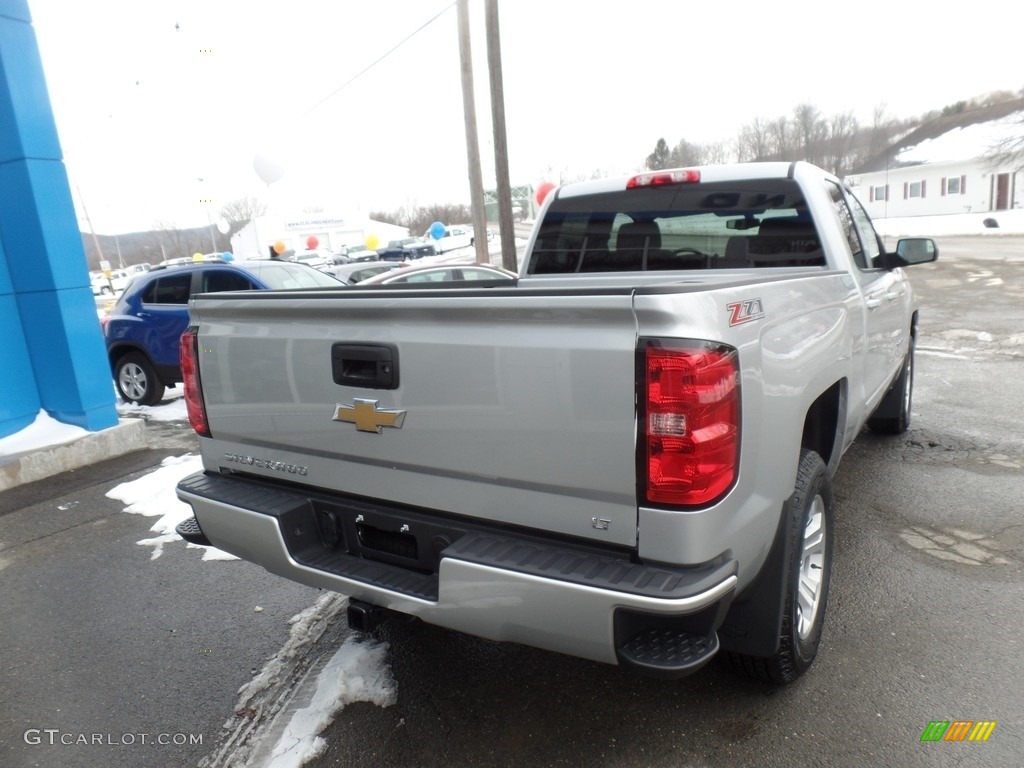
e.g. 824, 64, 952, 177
332, 344, 399, 389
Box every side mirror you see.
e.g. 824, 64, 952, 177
874, 238, 939, 269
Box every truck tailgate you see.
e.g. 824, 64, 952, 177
191, 290, 641, 547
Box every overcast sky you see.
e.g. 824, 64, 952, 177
27, 0, 1023, 234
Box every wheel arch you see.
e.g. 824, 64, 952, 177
107, 342, 176, 386
801, 379, 846, 476
718, 381, 843, 658
107, 341, 152, 370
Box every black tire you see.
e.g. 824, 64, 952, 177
868, 334, 915, 434
726, 449, 834, 685
114, 352, 165, 406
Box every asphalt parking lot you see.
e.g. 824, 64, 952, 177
2, 237, 1021, 768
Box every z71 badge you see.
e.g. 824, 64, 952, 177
727, 298, 765, 326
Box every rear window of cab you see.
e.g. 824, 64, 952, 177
529, 179, 825, 274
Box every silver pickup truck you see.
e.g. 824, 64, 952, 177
175, 162, 936, 684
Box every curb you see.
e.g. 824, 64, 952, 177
0, 418, 149, 492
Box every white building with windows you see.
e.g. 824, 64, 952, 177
847, 115, 1023, 233
230, 212, 409, 260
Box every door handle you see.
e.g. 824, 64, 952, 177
332, 343, 399, 389
866, 298, 882, 309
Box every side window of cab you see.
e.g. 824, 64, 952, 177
824, 181, 882, 270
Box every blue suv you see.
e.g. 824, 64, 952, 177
102, 259, 342, 405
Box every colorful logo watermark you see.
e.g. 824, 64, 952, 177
920, 720, 997, 742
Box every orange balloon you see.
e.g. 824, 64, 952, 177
273, 240, 286, 254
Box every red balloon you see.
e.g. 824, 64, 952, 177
306, 235, 319, 250
535, 181, 556, 206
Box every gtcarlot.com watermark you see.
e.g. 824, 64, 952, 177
24, 729, 203, 747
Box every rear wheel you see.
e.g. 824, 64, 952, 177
114, 352, 165, 406
725, 449, 834, 685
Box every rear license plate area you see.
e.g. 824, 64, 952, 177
310, 500, 462, 574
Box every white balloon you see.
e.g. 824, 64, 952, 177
216, 218, 230, 234
253, 153, 285, 184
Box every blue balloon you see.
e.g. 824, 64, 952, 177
221, 252, 234, 262
429, 221, 446, 240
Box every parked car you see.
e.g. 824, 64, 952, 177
324, 261, 403, 285
340, 245, 379, 263
90, 271, 113, 296
101, 259, 343, 405
430, 225, 475, 253
91, 268, 133, 295
289, 250, 331, 271
356, 263, 515, 285
376, 237, 436, 261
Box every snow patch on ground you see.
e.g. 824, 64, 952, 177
874, 208, 1024, 237
201, 593, 396, 768
264, 637, 396, 768
0, 411, 91, 459
116, 390, 189, 422
105, 453, 234, 560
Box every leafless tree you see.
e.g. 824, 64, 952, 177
983, 107, 1024, 170
218, 196, 268, 241
736, 117, 772, 162
700, 141, 730, 166
153, 220, 206, 262
793, 103, 828, 167
824, 111, 859, 177
767, 117, 792, 159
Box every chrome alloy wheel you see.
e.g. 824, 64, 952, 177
796, 494, 827, 641
118, 361, 149, 402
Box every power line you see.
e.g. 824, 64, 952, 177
293, 2, 456, 123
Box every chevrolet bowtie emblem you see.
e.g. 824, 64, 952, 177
333, 399, 407, 434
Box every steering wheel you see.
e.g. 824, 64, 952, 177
671, 247, 709, 259
670, 248, 711, 268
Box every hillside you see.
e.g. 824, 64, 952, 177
81, 226, 230, 272
853, 96, 1024, 173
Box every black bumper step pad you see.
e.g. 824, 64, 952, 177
175, 516, 212, 547
617, 627, 720, 677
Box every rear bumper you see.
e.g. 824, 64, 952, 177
176, 471, 737, 672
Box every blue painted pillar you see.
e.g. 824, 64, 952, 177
0, 0, 118, 436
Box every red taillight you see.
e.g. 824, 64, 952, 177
179, 328, 210, 438
642, 341, 738, 506
627, 169, 700, 189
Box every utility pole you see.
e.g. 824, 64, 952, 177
74, 180, 106, 268
485, 0, 517, 272
456, 0, 489, 265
